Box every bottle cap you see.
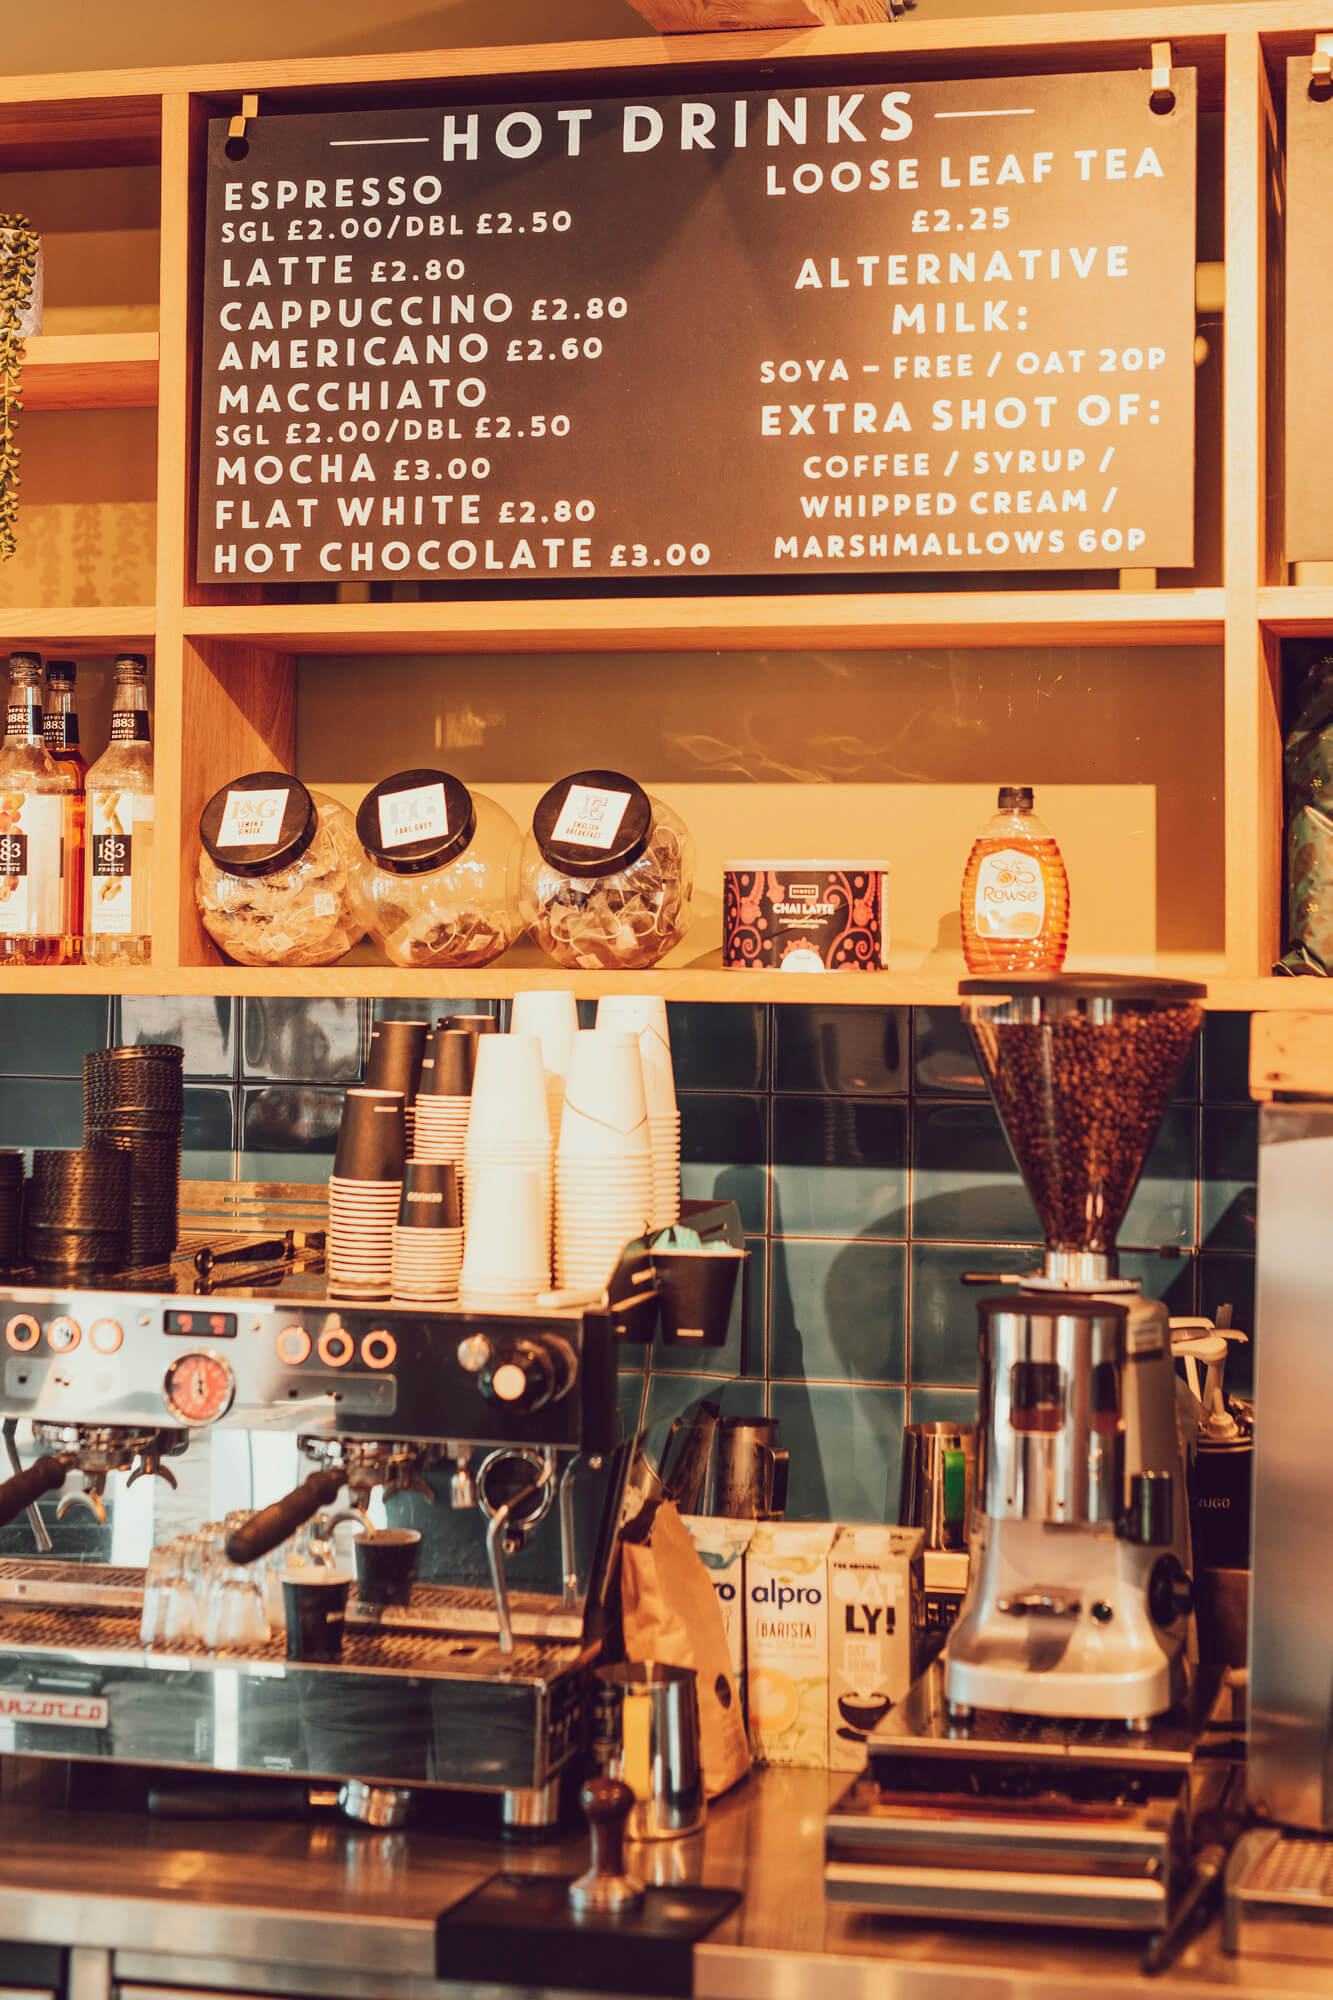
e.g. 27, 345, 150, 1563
44, 659, 76, 686
113, 655, 148, 681
997, 786, 1034, 812
8, 652, 41, 679
355, 768, 477, 875
199, 772, 319, 877
531, 769, 652, 878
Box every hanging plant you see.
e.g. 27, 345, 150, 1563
0, 213, 40, 564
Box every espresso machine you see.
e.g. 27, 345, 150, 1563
827, 975, 1227, 1931
0, 1188, 703, 1829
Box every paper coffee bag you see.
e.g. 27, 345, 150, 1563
745, 1523, 835, 1767
828, 1525, 925, 1771
683, 1517, 754, 1707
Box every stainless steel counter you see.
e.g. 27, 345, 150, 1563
1, 1762, 1331, 2000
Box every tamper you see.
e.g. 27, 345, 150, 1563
568, 1776, 644, 1915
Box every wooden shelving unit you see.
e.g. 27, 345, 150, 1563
0, 7, 1327, 1014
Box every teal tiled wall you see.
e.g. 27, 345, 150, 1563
0, 996, 1257, 1525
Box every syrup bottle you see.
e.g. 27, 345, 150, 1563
0, 652, 76, 968
43, 659, 86, 962
960, 785, 1069, 974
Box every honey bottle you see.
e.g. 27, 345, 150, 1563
960, 785, 1069, 974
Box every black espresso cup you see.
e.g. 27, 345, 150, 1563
283, 1570, 353, 1661
354, 1528, 422, 1608
417, 1028, 477, 1099
333, 1089, 407, 1182
397, 1159, 461, 1229
364, 1019, 429, 1101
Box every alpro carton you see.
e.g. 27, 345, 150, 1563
745, 1523, 835, 1767
828, 1525, 926, 1771
683, 1517, 754, 1705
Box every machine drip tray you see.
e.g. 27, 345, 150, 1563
1226, 1829, 1333, 1963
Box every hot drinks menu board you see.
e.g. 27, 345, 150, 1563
197, 68, 1197, 584
1286, 59, 1333, 562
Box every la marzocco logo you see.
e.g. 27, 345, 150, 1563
0, 1687, 108, 1728
751, 1581, 823, 1608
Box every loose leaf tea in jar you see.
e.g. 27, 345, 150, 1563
196, 772, 364, 967
519, 769, 694, 971
349, 767, 520, 969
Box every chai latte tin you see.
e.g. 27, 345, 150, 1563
722, 863, 890, 972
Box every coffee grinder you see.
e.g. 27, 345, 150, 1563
945, 974, 1203, 1727
826, 975, 1221, 1933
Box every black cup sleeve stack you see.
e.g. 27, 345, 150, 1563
83, 1045, 185, 1268
0, 1151, 23, 1271
23, 1148, 131, 1276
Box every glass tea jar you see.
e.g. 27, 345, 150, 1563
518, 769, 693, 971
196, 771, 364, 966
349, 767, 520, 969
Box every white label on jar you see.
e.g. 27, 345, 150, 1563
0, 794, 63, 938
974, 849, 1046, 939
215, 788, 289, 847
551, 783, 631, 849
378, 782, 447, 849
88, 791, 151, 936
313, 892, 337, 918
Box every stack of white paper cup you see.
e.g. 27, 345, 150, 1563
556, 1029, 653, 1290
413, 1028, 475, 1173
459, 1165, 549, 1308
465, 1032, 553, 1267
390, 1160, 463, 1302
327, 1088, 407, 1300
510, 989, 578, 1143
595, 995, 680, 1231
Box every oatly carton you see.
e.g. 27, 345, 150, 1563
828, 1526, 926, 1771
745, 1524, 835, 1767
683, 1517, 754, 1710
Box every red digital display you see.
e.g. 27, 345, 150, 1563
163, 1309, 237, 1339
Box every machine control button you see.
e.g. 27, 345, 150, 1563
317, 1327, 355, 1368
46, 1316, 81, 1353
89, 1319, 124, 1355
361, 1330, 396, 1371
1090, 1600, 1115, 1624
1147, 1555, 1194, 1630
276, 1324, 312, 1366
4, 1315, 39, 1352
479, 1338, 559, 1412
457, 1335, 491, 1374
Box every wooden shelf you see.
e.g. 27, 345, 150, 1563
183, 589, 1228, 657
1259, 587, 1333, 634
0, 963, 1305, 1011
20, 333, 158, 412
0, 610, 154, 650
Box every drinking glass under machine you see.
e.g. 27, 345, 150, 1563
827, 974, 1232, 1932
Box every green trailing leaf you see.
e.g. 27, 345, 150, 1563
0, 213, 38, 563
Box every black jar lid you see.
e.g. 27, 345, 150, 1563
199, 772, 318, 877
356, 768, 477, 876
531, 769, 652, 878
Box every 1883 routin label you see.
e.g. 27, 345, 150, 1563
197, 68, 1197, 584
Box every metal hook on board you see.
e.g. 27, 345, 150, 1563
1149, 41, 1175, 117
225, 94, 259, 163
1311, 34, 1333, 101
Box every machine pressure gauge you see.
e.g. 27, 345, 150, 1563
162, 1350, 236, 1426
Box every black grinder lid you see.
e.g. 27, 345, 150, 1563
199, 772, 318, 878
356, 769, 477, 875
531, 768, 652, 878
